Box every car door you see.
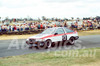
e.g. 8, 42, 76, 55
53, 28, 65, 42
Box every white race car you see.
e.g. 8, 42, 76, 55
26, 27, 79, 49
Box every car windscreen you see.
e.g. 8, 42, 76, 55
41, 28, 54, 34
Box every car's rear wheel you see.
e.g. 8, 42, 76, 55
69, 38, 75, 45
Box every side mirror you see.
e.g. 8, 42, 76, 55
54, 33, 58, 35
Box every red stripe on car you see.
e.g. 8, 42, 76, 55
41, 32, 76, 39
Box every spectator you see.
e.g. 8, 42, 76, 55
16, 25, 20, 31
31, 24, 34, 30
7, 25, 10, 32
37, 23, 40, 29
71, 23, 75, 30
43, 23, 46, 29
54, 23, 56, 27
2, 25, 7, 32
20, 24, 23, 31
64, 22, 67, 27
40, 23, 43, 29
14, 25, 17, 31
75, 22, 78, 30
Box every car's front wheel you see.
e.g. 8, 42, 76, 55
37, 40, 52, 49
45, 40, 52, 49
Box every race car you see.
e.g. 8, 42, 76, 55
26, 27, 79, 49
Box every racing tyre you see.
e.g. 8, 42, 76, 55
37, 40, 52, 49
45, 40, 52, 49
69, 38, 75, 45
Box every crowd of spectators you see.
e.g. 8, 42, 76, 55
70, 20, 100, 30
0, 20, 100, 33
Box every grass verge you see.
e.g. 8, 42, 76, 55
0, 48, 100, 66
78, 30, 100, 36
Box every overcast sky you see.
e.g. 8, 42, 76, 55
0, 0, 100, 19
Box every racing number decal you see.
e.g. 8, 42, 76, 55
62, 35, 67, 41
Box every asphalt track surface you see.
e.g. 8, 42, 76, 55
0, 35, 100, 57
